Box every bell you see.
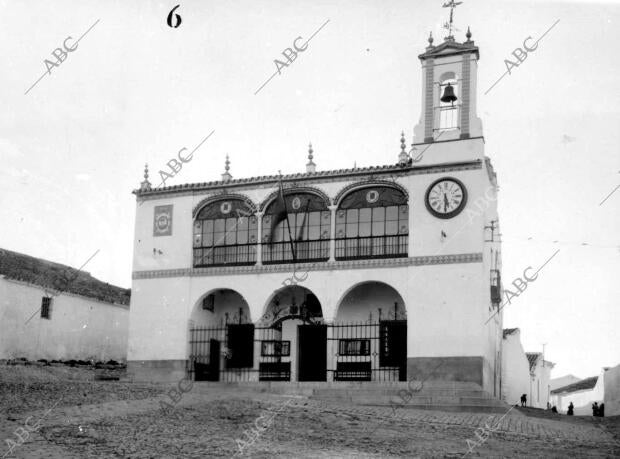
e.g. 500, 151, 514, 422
440, 83, 457, 104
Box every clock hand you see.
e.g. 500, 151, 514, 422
443, 193, 449, 212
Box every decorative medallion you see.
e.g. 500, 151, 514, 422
291, 197, 302, 210
220, 201, 232, 214
153, 205, 173, 236
366, 190, 379, 203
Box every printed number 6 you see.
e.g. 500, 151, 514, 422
167, 5, 182, 28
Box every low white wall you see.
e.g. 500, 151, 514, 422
0, 277, 129, 361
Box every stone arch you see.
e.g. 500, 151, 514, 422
259, 186, 331, 212
334, 281, 407, 323
334, 180, 409, 207
439, 71, 457, 81
189, 288, 252, 327
192, 193, 257, 218
260, 284, 324, 326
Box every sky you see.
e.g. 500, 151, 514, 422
0, 0, 618, 379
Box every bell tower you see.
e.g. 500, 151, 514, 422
412, 27, 483, 145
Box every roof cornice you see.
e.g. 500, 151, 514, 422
134, 159, 483, 201
418, 40, 479, 61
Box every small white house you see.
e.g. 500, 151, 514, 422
550, 374, 581, 392
501, 328, 530, 406
551, 368, 608, 416
526, 352, 555, 409
0, 248, 130, 362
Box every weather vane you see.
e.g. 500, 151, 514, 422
442, 0, 463, 38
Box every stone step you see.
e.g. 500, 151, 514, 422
363, 403, 518, 414
227, 381, 484, 390
312, 388, 490, 398
312, 394, 506, 406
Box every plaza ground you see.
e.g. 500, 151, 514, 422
1, 365, 619, 458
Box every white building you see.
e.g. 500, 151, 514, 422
0, 248, 130, 362
128, 25, 505, 396
501, 328, 530, 406
550, 374, 581, 392
551, 368, 609, 416
526, 352, 555, 409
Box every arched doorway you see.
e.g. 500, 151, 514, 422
330, 281, 407, 381
335, 281, 407, 322
188, 289, 253, 382
260, 286, 325, 382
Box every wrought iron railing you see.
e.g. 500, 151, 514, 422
262, 240, 329, 264
193, 244, 257, 267
335, 235, 408, 260
188, 319, 407, 382
328, 320, 407, 382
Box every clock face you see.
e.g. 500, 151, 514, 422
425, 178, 467, 219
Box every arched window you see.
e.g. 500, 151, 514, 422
193, 199, 257, 267
262, 192, 330, 264
438, 72, 459, 131
335, 186, 408, 260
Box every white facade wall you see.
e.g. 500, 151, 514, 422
0, 277, 129, 361
501, 331, 530, 405
604, 364, 620, 416
129, 157, 502, 390
529, 360, 554, 409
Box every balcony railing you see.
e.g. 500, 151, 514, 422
490, 269, 502, 304
335, 235, 408, 261
262, 240, 330, 264
193, 245, 257, 267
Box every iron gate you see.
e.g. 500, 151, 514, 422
188, 323, 290, 381
327, 320, 407, 382
188, 319, 407, 382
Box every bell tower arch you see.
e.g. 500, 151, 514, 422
413, 29, 482, 144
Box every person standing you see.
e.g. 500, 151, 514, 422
592, 402, 599, 417
520, 394, 527, 407
568, 402, 574, 415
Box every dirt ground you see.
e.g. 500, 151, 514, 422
1, 365, 619, 458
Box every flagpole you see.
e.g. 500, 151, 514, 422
278, 173, 297, 263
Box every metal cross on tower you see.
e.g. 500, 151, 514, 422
442, 0, 463, 39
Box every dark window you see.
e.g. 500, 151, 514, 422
261, 341, 291, 357
336, 187, 408, 260
226, 324, 254, 368
202, 295, 215, 311
41, 297, 52, 319
338, 339, 371, 356
262, 193, 330, 264
193, 199, 257, 267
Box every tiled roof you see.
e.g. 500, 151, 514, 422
526, 352, 541, 372
0, 248, 130, 306
551, 376, 599, 395
503, 328, 519, 338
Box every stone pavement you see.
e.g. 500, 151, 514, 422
1, 386, 618, 458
